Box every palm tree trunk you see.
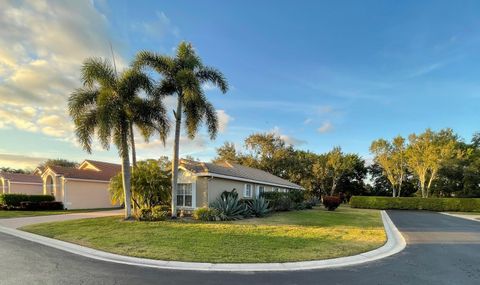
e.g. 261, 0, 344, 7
129, 122, 137, 215
121, 127, 132, 219
171, 94, 183, 218
130, 122, 137, 167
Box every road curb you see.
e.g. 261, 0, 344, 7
440, 212, 480, 223
0, 210, 406, 272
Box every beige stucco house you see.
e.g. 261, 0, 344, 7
177, 160, 303, 210
0, 172, 43, 195
40, 160, 121, 210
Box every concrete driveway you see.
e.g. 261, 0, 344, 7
0, 210, 479, 285
0, 209, 123, 229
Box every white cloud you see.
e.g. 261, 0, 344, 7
317, 121, 334, 133
135, 134, 212, 160
0, 153, 48, 169
303, 118, 312, 124
0, 0, 121, 141
270, 126, 306, 146
131, 11, 180, 41
216, 110, 233, 133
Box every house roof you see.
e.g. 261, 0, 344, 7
47, 160, 121, 181
0, 172, 43, 184
180, 160, 303, 189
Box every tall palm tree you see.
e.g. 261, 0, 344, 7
134, 42, 228, 218
68, 57, 168, 219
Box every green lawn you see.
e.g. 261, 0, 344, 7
21, 206, 386, 263
0, 208, 119, 219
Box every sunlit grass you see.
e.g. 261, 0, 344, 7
21, 206, 386, 263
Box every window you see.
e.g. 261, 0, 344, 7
244, 184, 253, 198
257, 185, 265, 197
273, 187, 279, 192
177, 183, 192, 207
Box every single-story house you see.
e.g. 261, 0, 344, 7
0, 172, 43, 195
177, 160, 303, 210
40, 160, 121, 210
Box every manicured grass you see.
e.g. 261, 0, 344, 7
21, 206, 385, 263
0, 208, 119, 219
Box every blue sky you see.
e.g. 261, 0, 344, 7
1, 0, 480, 168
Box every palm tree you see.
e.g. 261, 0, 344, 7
134, 42, 228, 218
68, 57, 169, 219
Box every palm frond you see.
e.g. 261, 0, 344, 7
73, 110, 97, 153
197, 66, 229, 93
81, 57, 117, 89
132, 51, 175, 75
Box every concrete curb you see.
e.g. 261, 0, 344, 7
0, 210, 405, 272
440, 212, 480, 223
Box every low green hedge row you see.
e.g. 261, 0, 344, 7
350, 196, 480, 212
0, 194, 55, 207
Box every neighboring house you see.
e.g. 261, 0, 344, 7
40, 160, 121, 210
0, 172, 43, 195
178, 160, 303, 210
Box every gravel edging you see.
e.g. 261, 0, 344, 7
0, 210, 405, 272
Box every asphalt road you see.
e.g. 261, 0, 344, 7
1, 211, 479, 285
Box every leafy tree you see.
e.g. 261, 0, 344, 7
370, 136, 407, 197
406, 129, 461, 198
39, 159, 78, 168
133, 42, 228, 217
69, 58, 166, 219
368, 163, 418, 197
213, 142, 239, 163
0, 167, 28, 174
109, 160, 171, 210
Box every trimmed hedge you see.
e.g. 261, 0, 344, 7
20, 201, 64, 211
350, 196, 480, 212
0, 194, 55, 208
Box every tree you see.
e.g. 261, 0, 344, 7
68, 57, 166, 219
406, 129, 461, 198
109, 160, 171, 209
39, 159, 78, 168
0, 167, 28, 174
370, 136, 407, 197
243, 132, 295, 177
213, 142, 239, 163
133, 42, 228, 217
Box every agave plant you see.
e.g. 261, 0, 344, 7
210, 190, 247, 221
248, 197, 270, 217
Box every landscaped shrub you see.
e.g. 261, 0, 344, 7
210, 190, 247, 220
287, 189, 305, 204
0, 194, 55, 208
261, 191, 294, 211
275, 196, 294, 211
138, 205, 168, 221
322, 196, 342, 211
247, 197, 270, 217
20, 201, 64, 211
295, 202, 306, 210
193, 207, 219, 221
350, 196, 480, 212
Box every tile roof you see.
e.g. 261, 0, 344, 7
0, 172, 43, 184
180, 160, 302, 189
48, 160, 121, 181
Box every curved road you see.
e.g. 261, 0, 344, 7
1, 211, 479, 285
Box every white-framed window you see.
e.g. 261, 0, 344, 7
272, 187, 280, 192
177, 183, 193, 207
244, 183, 253, 198
257, 185, 265, 197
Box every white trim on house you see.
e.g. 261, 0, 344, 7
243, 183, 253, 198
9, 181, 43, 185
177, 167, 302, 190
63, 178, 110, 183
